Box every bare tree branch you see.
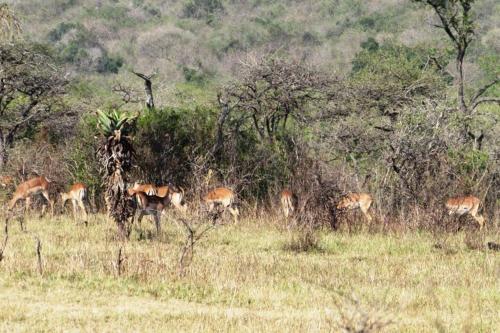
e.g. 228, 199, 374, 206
470, 77, 499, 105
471, 97, 500, 111
132, 71, 157, 111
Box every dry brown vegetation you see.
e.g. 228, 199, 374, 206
0, 212, 498, 332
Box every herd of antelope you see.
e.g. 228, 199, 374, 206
0, 175, 488, 231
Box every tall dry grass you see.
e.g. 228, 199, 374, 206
0, 208, 498, 332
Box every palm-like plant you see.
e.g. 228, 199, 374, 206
96, 109, 138, 237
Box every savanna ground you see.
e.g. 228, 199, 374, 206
0, 211, 498, 333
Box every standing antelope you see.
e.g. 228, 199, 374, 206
280, 189, 297, 218
131, 183, 188, 213
128, 188, 170, 233
157, 185, 188, 213
203, 187, 239, 222
9, 176, 54, 216
131, 182, 157, 196
336, 193, 373, 223
445, 195, 485, 230
60, 183, 89, 222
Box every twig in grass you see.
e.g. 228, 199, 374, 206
18, 215, 25, 232
0, 219, 9, 262
333, 293, 395, 333
177, 216, 218, 276
34, 235, 42, 275
115, 246, 125, 276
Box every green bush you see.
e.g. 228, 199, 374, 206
182, 0, 224, 20
181, 65, 212, 85
47, 22, 77, 42
60, 41, 89, 64
96, 54, 124, 74
134, 106, 217, 185
360, 37, 379, 52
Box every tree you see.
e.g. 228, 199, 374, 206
0, 43, 67, 168
96, 109, 137, 238
218, 56, 330, 145
132, 71, 156, 111
413, 0, 499, 145
349, 43, 447, 122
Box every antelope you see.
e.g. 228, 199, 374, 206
128, 188, 170, 233
9, 176, 53, 216
0, 175, 13, 188
280, 189, 297, 218
132, 183, 188, 213
60, 183, 88, 222
131, 182, 157, 196
445, 195, 485, 230
336, 192, 373, 223
157, 185, 188, 213
203, 187, 239, 222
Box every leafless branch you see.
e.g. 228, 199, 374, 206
34, 235, 42, 275
115, 246, 125, 276
177, 216, 217, 276
132, 71, 157, 110
471, 97, 500, 111
0, 219, 8, 262
470, 78, 499, 105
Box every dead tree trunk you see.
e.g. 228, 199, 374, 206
0, 132, 6, 170
456, 49, 467, 115
132, 71, 156, 111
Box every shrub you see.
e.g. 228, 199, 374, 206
47, 22, 77, 42
181, 65, 212, 85
182, 0, 224, 20
134, 106, 217, 186
360, 37, 379, 52
96, 54, 124, 74
283, 227, 321, 253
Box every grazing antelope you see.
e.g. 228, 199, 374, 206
9, 176, 54, 216
280, 189, 297, 218
0, 175, 13, 188
445, 195, 485, 230
60, 183, 88, 222
203, 187, 239, 222
128, 188, 170, 233
336, 192, 373, 223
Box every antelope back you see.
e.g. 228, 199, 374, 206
204, 187, 235, 203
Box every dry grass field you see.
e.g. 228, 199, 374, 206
0, 213, 498, 332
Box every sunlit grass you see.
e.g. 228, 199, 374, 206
0, 213, 498, 332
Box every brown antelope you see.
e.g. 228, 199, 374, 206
131, 182, 157, 196
60, 183, 88, 221
9, 176, 53, 216
280, 189, 297, 218
0, 175, 13, 188
203, 187, 239, 222
336, 192, 373, 223
127, 188, 170, 233
157, 185, 188, 213
132, 183, 187, 213
445, 195, 485, 230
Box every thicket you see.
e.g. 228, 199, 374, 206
0, 1, 498, 228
